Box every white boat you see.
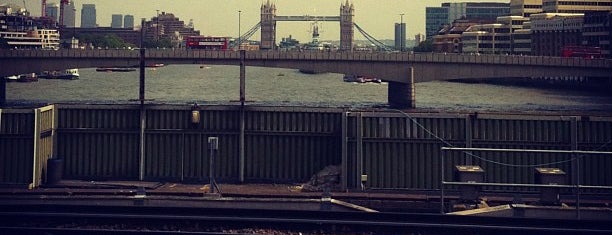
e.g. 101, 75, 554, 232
39, 69, 79, 80
5, 75, 19, 81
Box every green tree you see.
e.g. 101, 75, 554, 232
413, 39, 433, 52
0, 38, 10, 49
78, 33, 134, 48
143, 38, 173, 48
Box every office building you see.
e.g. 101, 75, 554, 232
124, 15, 134, 28
510, 0, 543, 17
543, 0, 612, 13
531, 13, 584, 56
63, 1, 76, 27
426, 2, 510, 40
582, 11, 612, 58
111, 14, 122, 28
45, 3, 59, 22
395, 23, 406, 51
143, 12, 199, 41
81, 4, 96, 28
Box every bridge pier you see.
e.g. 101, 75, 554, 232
387, 68, 415, 109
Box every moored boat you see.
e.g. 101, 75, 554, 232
17, 73, 38, 82
39, 69, 80, 80
96, 67, 137, 72
343, 74, 382, 83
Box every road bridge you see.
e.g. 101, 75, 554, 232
1, 49, 611, 108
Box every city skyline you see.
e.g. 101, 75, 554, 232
3, 0, 507, 42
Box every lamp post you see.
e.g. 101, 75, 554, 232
238, 10, 242, 50
400, 13, 405, 52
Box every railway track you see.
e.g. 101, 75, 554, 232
0, 204, 610, 234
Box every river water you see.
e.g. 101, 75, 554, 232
6, 64, 612, 113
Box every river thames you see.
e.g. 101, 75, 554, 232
6, 64, 612, 113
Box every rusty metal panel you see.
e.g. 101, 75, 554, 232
357, 114, 466, 189
244, 110, 342, 182
59, 132, 139, 179
0, 110, 34, 185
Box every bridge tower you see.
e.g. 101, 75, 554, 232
340, 0, 354, 51
260, 0, 277, 50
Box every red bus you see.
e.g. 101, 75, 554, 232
561, 46, 602, 59
185, 36, 230, 50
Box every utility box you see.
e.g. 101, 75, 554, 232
454, 165, 485, 183
454, 165, 485, 202
535, 168, 566, 205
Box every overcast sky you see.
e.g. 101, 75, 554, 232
4, 0, 507, 41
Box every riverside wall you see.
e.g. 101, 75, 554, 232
1, 104, 611, 192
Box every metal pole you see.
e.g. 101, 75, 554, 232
138, 18, 146, 181
239, 50, 246, 183
238, 10, 241, 50
440, 147, 445, 214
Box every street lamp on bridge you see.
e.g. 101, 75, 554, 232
238, 10, 242, 50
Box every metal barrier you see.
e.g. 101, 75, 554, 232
440, 147, 612, 219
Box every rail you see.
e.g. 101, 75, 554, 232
440, 147, 612, 219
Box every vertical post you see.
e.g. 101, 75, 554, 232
440, 149, 445, 214
239, 50, 246, 183
138, 18, 146, 181
32, 108, 41, 188
238, 10, 241, 50
356, 112, 363, 190
570, 116, 579, 218
209, 137, 219, 193
465, 113, 474, 164
341, 111, 348, 190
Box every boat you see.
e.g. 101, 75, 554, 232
39, 69, 80, 80
4, 75, 19, 82
17, 73, 38, 82
343, 74, 382, 83
96, 67, 137, 72
147, 63, 165, 68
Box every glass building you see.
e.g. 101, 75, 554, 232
81, 4, 96, 28
426, 2, 510, 40
111, 14, 123, 28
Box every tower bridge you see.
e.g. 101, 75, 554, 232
259, 0, 355, 51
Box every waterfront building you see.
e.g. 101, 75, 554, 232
531, 13, 584, 56
510, 0, 543, 17
542, 0, 612, 13
432, 18, 494, 53
582, 11, 612, 58
111, 14, 123, 28
45, 3, 59, 22
143, 12, 200, 42
395, 23, 406, 51
81, 4, 96, 28
512, 21, 532, 55
461, 16, 529, 54
124, 15, 134, 28
0, 29, 59, 49
426, 2, 510, 40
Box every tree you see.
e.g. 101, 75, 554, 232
413, 39, 433, 52
0, 38, 10, 49
143, 38, 173, 48
78, 34, 134, 48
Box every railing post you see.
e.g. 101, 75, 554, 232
239, 50, 246, 183
570, 116, 580, 219
0, 76, 6, 107
341, 111, 348, 191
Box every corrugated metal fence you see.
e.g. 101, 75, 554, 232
0, 105, 55, 188
2, 104, 611, 191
